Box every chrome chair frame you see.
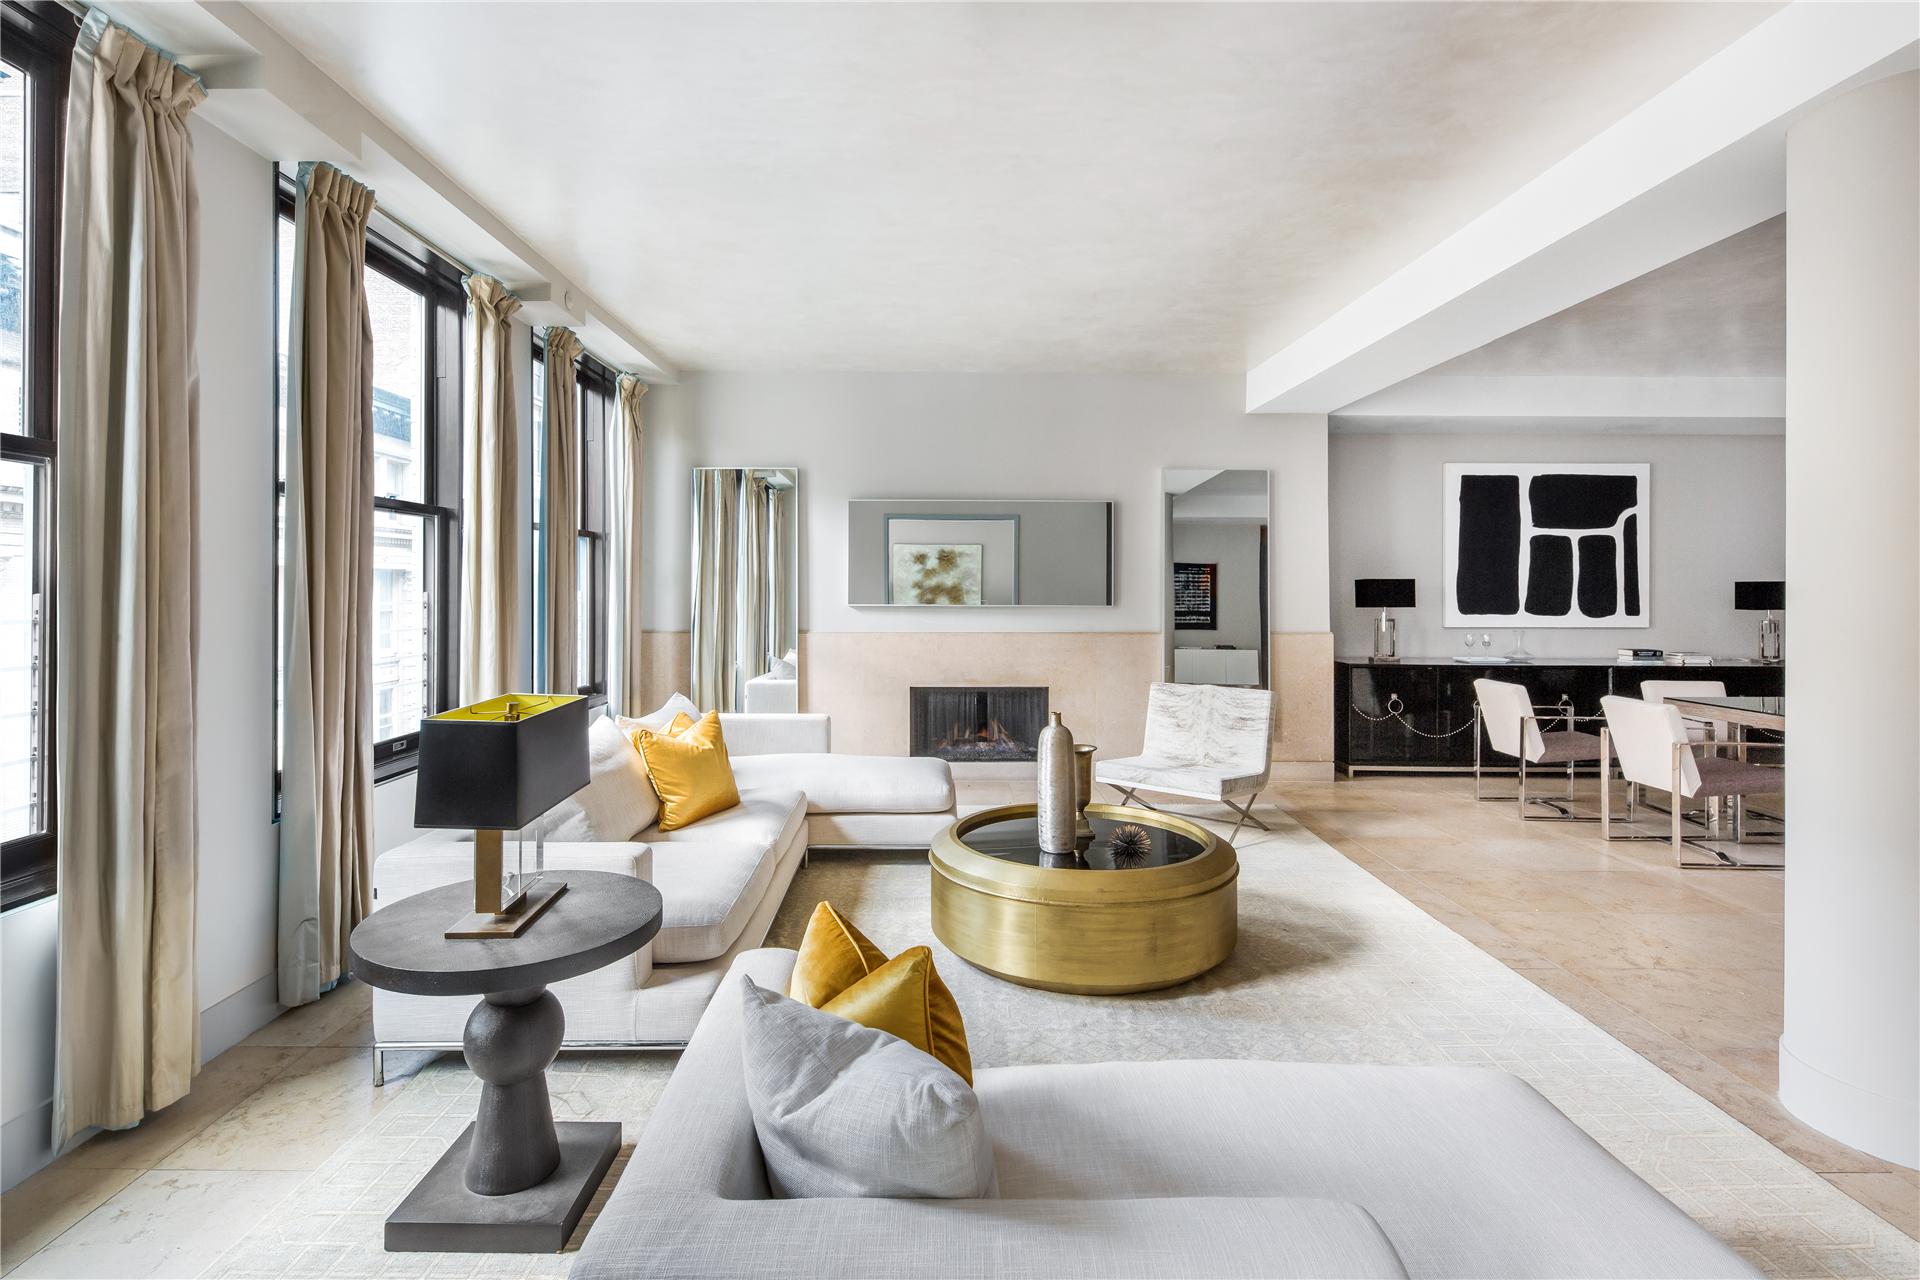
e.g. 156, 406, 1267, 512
1599, 730, 1783, 870
1107, 785, 1270, 840
1473, 703, 1610, 822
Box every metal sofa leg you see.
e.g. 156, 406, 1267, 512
372, 1047, 385, 1088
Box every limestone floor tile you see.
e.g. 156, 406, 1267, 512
1824, 1173, 1920, 1240
1407, 866, 1740, 916
7, 1169, 303, 1279
239, 981, 371, 1050
1484, 909, 1785, 973
1571, 966, 1782, 1058
0, 1165, 140, 1275
155, 1046, 392, 1173
1351, 833, 1623, 875
1277, 807, 1456, 840
60, 1046, 308, 1171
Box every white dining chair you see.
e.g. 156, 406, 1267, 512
1472, 678, 1609, 821
1599, 694, 1784, 869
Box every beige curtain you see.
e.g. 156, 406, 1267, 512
277, 161, 376, 1009
736, 475, 772, 688
542, 327, 584, 692
690, 469, 741, 711
52, 13, 205, 1148
460, 275, 522, 701
608, 375, 648, 715
767, 481, 796, 667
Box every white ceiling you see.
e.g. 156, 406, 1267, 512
253, 2, 1777, 374
1435, 216, 1785, 377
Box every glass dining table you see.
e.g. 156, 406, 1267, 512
1663, 694, 1785, 735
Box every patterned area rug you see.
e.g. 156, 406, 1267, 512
205, 811, 1918, 1279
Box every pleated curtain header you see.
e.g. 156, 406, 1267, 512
85, 12, 206, 119
465, 273, 522, 322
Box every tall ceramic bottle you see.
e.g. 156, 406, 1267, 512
1037, 711, 1076, 854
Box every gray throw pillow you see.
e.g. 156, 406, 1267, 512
737, 975, 996, 1199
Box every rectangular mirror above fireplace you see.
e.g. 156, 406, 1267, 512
847, 498, 1114, 607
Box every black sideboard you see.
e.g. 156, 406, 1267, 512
1334, 657, 1786, 773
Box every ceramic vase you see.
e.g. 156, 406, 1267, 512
1037, 711, 1076, 854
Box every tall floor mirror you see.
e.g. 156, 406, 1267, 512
1163, 468, 1271, 688
691, 467, 800, 712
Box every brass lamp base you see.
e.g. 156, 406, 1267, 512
445, 828, 569, 938
444, 879, 567, 939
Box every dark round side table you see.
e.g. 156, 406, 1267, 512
348, 870, 662, 1254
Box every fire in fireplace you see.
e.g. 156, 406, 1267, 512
909, 687, 1048, 763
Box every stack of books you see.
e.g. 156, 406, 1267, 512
1615, 647, 1714, 665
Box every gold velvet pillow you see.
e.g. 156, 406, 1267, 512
822, 947, 973, 1084
789, 902, 889, 1009
633, 710, 740, 831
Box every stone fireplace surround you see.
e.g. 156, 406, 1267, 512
639, 629, 1334, 776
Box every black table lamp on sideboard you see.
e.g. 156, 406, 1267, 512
1735, 580, 1786, 664
1355, 578, 1417, 662
414, 693, 590, 938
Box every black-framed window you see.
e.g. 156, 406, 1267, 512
530, 335, 609, 702
1, 1, 76, 912
575, 354, 612, 700
274, 182, 464, 791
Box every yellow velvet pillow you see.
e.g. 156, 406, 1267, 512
633, 710, 740, 831
822, 946, 974, 1084
788, 902, 889, 1008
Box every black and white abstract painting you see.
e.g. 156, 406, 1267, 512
1444, 463, 1650, 628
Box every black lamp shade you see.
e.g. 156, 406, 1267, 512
413, 694, 591, 830
1734, 580, 1785, 611
1355, 578, 1417, 610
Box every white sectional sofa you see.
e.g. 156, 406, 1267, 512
367, 711, 954, 1078
571, 948, 1761, 1280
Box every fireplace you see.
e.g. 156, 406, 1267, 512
910, 687, 1048, 763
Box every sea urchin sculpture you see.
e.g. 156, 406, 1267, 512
1108, 823, 1152, 867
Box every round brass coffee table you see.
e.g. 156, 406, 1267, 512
930, 803, 1237, 994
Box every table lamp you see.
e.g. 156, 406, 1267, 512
413, 693, 590, 938
1355, 579, 1416, 662
1735, 581, 1785, 664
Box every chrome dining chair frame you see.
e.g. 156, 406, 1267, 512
1599, 732, 1784, 870
1472, 704, 1611, 822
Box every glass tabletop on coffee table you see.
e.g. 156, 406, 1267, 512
958, 808, 1212, 870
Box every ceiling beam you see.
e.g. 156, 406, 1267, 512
1246, 3, 1918, 415
1335, 374, 1783, 424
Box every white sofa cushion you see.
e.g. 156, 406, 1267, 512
737, 976, 995, 1200
529, 715, 660, 841
617, 692, 701, 738
1094, 755, 1266, 801
730, 754, 953, 815
644, 785, 806, 851
650, 839, 782, 964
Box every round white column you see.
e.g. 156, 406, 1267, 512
1780, 69, 1918, 1170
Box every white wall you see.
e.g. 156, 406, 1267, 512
643, 372, 1329, 637
1779, 70, 1918, 1170
1, 117, 282, 1191
1328, 430, 1784, 659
